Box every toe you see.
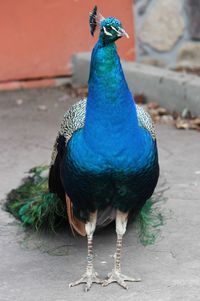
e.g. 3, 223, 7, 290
102, 271, 141, 289
102, 280, 109, 287
69, 278, 84, 287
85, 280, 92, 292
118, 279, 128, 290
121, 274, 141, 282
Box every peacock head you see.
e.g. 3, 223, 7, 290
89, 6, 129, 45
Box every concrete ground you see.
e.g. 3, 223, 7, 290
0, 87, 199, 301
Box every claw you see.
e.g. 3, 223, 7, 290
69, 270, 103, 292
102, 270, 141, 289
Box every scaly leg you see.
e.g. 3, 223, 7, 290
69, 211, 103, 291
103, 210, 141, 289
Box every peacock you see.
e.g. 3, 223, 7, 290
48, 6, 159, 291
5, 6, 160, 292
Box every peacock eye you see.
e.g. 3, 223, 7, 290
106, 26, 112, 31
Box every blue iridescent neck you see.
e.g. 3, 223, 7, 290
84, 38, 140, 156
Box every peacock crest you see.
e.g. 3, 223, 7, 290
89, 5, 128, 40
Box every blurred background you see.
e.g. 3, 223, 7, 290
0, 0, 134, 88
0, 0, 199, 90
135, 0, 200, 73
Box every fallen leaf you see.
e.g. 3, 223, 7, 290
134, 94, 147, 104
147, 102, 159, 110
175, 117, 190, 129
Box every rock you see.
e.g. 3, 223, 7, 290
140, 0, 184, 52
185, 0, 200, 40
176, 42, 200, 70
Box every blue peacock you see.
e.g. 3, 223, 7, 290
6, 6, 159, 291
49, 6, 159, 290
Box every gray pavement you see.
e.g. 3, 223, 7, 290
0, 87, 200, 301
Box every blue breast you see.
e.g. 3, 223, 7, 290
61, 127, 159, 220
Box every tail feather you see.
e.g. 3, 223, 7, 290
5, 166, 67, 231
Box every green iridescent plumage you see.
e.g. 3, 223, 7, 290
136, 197, 164, 245
5, 166, 67, 231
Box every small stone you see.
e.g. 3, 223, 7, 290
140, 0, 184, 52
16, 99, 23, 106
58, 95, 70, 102
37, 105, 47, 111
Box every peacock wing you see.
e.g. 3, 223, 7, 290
136, 104, 156, 140
50, 98, 87, 167
49, 98, 87, 189
48, 98, 87, 235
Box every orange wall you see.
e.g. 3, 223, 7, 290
0, 0, 135, 82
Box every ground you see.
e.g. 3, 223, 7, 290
0, 87, 199, 301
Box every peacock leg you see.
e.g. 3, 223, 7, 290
69, 211, 103, 291
102, 209, 141, 289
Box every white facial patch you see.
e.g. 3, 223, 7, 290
103, 26, 113, 36
111, 26, 120, 34
111, 26, 129, 38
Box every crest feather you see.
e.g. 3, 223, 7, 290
89, 5, 97, 36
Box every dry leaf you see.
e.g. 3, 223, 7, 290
134, 94, 146, 104
147, 102, 159, 110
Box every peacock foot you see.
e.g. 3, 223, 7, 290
102, 270, 141, 289
69, 269, 103, 292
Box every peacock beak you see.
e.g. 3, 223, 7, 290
118, 27, 129, 39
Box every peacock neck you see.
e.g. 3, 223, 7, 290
84, 40, 140, 156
